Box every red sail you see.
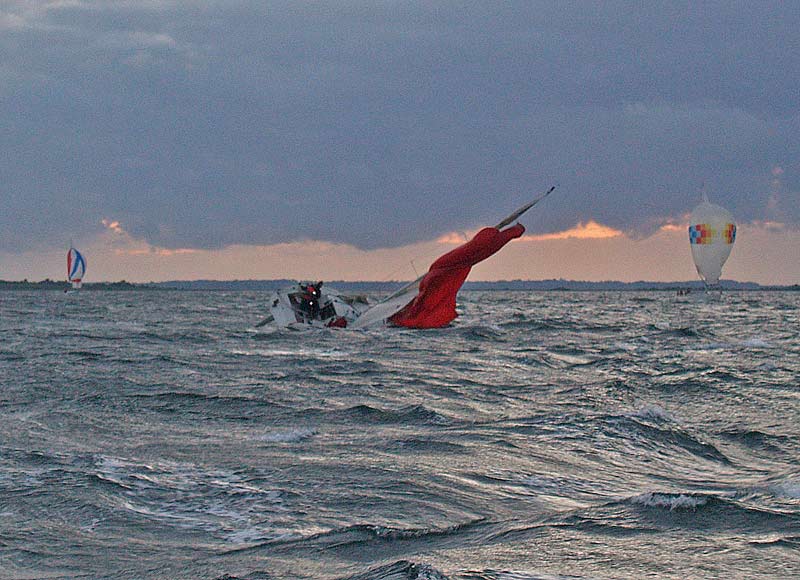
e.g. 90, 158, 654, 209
388, 224, 525, 328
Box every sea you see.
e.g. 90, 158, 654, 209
1, 290, 798, 579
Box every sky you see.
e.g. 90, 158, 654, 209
1, 1, 798, 283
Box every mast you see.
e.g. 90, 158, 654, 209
380, 185, 557, 304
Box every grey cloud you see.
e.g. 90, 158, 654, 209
1, 1, 798, 252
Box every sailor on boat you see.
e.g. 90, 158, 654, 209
298, 281, 323, 319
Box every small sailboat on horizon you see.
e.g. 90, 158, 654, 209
66, 245, 86, 292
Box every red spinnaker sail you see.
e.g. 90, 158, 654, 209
388, 224, 525, 328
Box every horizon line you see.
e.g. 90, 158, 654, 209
2, 278, 797, 287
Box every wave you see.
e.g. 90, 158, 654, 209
390, 438, 467, 454
770, 479, 800, 500
717, 428, 794, 453
739, 337, 772, 348
456, 572, 591, 580
130, 391, 285, 419
0, 349, 25, 361
456, 325, 507, 341
216, 561, 452, 580
538, 490, 800, 543
91, 455, 285, 539
629, 492, 711, 511
65, 349, 107, 360
299, 404, 453, 426
539, 351, 599, 368
650, 324, 702, 337
501, 319, 569, 331
690, 337, 775, 351
749, 535, 800, 548
257, 427, 317, 443
502, 317, 623, 334
224, 519, 489, 559
137, 330, 218, 344
620, 490, 800, 531
295, 520, 486, 551
613, 412, 733, 465
132, 391, 280, 406
630, 405, 677, 423
341, 560, 450, 580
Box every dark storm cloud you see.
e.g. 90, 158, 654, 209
1, 1, 798, 251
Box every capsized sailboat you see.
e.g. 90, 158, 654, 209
256, 282, 370, 329
256, 186, 555, 329
66, 246, 87, 290
688, 194, 736, 289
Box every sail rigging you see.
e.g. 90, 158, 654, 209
377, 186, 556, 307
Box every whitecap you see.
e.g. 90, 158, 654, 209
413, 564, 450, 580
496, 574, 589, 580
258, 427, 317, 443
521, 475, 561, 490
739, 338, 772, 348
630, 492, 708, 510
547, 352, 596, 366
94, 454, 285, 536
771, 480, 800, 499
226, 527, 299, 545
631, 405, 677, 423
692, 337, 773, 351
612, 341, 638, 352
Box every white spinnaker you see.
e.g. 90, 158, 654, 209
688, 196, 736, 286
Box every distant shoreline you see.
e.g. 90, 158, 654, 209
2, 279, 798, 292
0, 280, 142, 291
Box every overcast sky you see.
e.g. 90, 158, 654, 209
1, 1, 798, 279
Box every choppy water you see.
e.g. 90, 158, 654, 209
1, 290, 798, 579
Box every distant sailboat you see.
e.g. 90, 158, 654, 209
67, 246, 86, 290
688, 194, 736, 289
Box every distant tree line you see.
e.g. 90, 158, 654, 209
1, 279, 797, 292
0, 280, 142, 291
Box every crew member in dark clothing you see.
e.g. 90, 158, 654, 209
300, 281, 323, 319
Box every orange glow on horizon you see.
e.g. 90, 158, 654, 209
520, 220, 623, 241
5, 217, 794, 285
436, 231, 475, 244
117, 248, 199, 256
436, 219, 625, 244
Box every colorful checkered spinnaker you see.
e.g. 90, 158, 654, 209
688, 196, 736, 286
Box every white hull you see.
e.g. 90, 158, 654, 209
260, 284, 370, 329
674, 288, 723, 303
